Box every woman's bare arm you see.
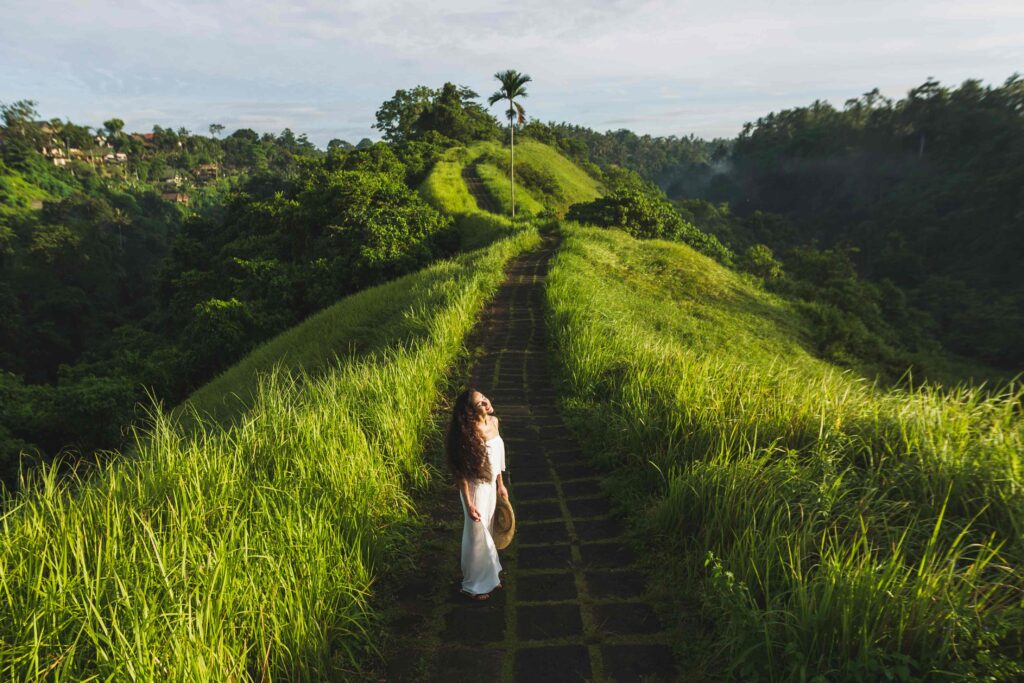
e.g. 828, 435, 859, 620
460, 479, 481, 521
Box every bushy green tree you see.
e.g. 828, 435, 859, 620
568, 168, 733, 262
375, 83, 499, 145
740, 244, 784, 281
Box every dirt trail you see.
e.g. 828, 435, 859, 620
462, 161, 502, 214
386, 231, 678, 682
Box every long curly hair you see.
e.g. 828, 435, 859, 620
446, 389, 491, 483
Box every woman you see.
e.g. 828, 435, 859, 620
446, 388, 509, 601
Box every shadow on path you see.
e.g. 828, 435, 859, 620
385, 230, 678, 682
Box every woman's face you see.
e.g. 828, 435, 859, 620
471, 392, 494, 419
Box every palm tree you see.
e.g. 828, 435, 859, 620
488, 70, 531, 218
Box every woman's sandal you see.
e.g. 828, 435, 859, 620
460, 589, 490, 602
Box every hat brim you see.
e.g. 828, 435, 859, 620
493, 496, 516, 550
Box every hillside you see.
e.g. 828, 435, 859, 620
421, 139, 603, 221
0, 222, 540, 679
3, 119, 1021, 680
547, 223, 1023, 679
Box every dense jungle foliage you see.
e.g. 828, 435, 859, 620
0, 86, 494, 487
2, 74, 1020, 488
541, 76, 1024, 374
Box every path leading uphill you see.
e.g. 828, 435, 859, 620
462, 161, 501, 214
385, 231, 678, 682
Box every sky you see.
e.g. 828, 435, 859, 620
2, 0, 1022, 147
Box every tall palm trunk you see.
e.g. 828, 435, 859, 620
509, 109, 515, 219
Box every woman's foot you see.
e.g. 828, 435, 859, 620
460, 589, 490, 602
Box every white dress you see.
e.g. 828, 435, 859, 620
459, 435, 506, 595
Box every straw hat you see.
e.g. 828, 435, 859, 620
493, 496, 516, 549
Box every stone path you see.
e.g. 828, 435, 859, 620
462, 161, 501, 214
386, 232, 678, 682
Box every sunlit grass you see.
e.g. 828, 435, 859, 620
420, 140, 604, 229
547, 223, 1024, 679
418, 145, 524, 250
0, 227, 540, 680
473, 157, 545, 217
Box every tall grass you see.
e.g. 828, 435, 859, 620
179, 254, 481, 426
0, 228, 540, 680
546, 224, 1023, 680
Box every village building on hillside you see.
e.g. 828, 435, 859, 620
40, 146, 68, 166
161, 191, 190, 205
192, 163, 220, 182
160, 169, 187, 188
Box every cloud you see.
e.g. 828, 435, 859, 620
1, 0, 1022, 145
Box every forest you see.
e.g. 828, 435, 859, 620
534, 76, 1024, 375
1, 75, 1021, 489
0, 84, 500, 487
1, 71, 1022, 680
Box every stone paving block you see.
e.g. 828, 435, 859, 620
503, 435, 545, 450
579, 542, 635, 568
529, 388, 558, 398
517, 603, 584, 640
516, 571, 578, 601
592, 602, 662, 635
432, 647, 506, 682
526, 403, 561, 417
513, 644, 591, 682
560, 479, 603, 499
546, 453, 588, 466
573, 518, 626, 542
499, 405, 532, 418
514, 482, 559, 501
442, 604, 506, 644
513, 465, 554, 484
517, 520, 569, 544
601, 644, 677, 682
509, 448, 548, 468
517, 543, 572, 570
490, 391, 527, 404
566, 496, 612, 518
536, 430, 576, 445
585, 570, 646, 598
516, 500, 563, 521
553, 462, 597, 480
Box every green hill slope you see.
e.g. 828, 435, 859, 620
0, 227, 539, 679
420, 139, 603, 233
179, 244, 496, 425
547, 223, 1023, 679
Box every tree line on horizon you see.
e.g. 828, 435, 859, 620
534, 75, 1024, 373
1, 72, 1020, 489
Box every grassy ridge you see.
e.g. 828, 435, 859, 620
181, 260, 474, 426
420, 141, 603, 228
0, 227, 540, 679
418, 146, 523, 251
472, 139, 603, 217
546, 224, 1023, 680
